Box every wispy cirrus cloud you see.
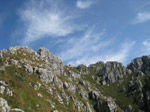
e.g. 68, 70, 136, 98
16, 0, 136, 66
59, 27, 109, 64
133, 12, 150, 24
143, 39, 150, 47
76, 0, 94, 9
59, 27, 135, 66
18, 0, 81, 45
103, 41, 136, 63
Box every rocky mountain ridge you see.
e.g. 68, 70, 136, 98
0, 46, 149, 112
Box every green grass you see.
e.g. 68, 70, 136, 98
0, 66, 52, 112
0, 58, 4, 66
0, 65, 86, 112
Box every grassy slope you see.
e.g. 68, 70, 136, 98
0, 48, 148, 112
0, 50, 93, 112
0, 66, 83, 112
0, 50, 75, 112
0, 66, 52, 112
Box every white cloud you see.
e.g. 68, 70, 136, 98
142, 39, 150, 54
133, 12, 150, 24
18, 0, 80, 45
59, 27, 135, 66
67, 56, 102, 66
143, 39, 150, 47
103, 41, 136, 63
59, 27, 110, 65
76, 0, 93, 9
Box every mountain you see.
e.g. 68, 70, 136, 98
0, 46, 150, 112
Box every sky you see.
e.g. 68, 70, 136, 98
0, 0, 150, 66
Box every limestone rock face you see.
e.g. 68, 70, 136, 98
66, 70, 80, 79
128, 56, 150, 74
128, 79, 143, 93
0, 52, 3, 59
0, 81, 7, 86
126, 56, 150, 111
79, 89, 88, 100
35, 68, 63, 88
127, 76, 150, 111
0, 97, 24, 112
37, 47, 64, 75
89, 91, 100, 101
11, 108, 25, 112
77, 64, 89, 74
143, 77, 150, 111
53, 110, 59, 112
11, 59, 18, 66
89, 61, 105, 73
85, 102, 94, 112
36, 68, 54, 84
0, 81, 13, 96
8, 46, 35, 54
24, 64, 33, 74
90, 61, 131, 84
0, 85, 5, 94
94, 98, 117, 112
53, 76, 63, 89
127, 78, 144, 108
0, 97, 11, 112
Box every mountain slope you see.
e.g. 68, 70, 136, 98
0, 46, 149, 112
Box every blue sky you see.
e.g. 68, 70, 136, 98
0, 0, 150, 66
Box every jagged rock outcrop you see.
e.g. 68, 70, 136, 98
90, 61, 132, 85
64, 70, 80, 80
77, 64, 89, 74
7, 47, 65, 89
126, 56, 150, 111
89, 91, 100, 101
0, 97, 24, 112
8, 46, 35, 54
128, 56, 150, 74
94, 98, 117, 112
128, 79, 143, 94
85, 102, 94, 112
37, 47, 64, 75
127, 78, 144, 108
24, 64, 33, 74
0, 81, 13, 96
0, 97, 11, 112
79, 89, 89, 100
36, 68, 54, 84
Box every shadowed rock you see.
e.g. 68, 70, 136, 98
128, 56, 150, 74
90, 61, 132, 85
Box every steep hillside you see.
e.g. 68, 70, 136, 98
0, 46, 149, 112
